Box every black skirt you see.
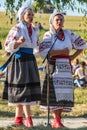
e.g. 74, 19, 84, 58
2, 53, 41, 103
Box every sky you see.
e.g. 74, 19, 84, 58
0, 0, 87, 16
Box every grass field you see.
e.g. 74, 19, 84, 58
0, 12, 87, 130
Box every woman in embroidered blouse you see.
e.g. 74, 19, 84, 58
39, 12, 87, 128
2, 6, 41, 127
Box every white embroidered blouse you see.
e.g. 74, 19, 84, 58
4, 21, 39, 54
39, 29, 87, 59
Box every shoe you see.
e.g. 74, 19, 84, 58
59, 116, 64, 127
14, 117, 24, 126
24, 116, 33, 128
52, 116, 64, 128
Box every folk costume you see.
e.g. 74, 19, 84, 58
39, 13, 87, 112
2, 11, 41, 106
1, 6, 42, 128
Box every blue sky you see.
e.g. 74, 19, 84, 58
0, 0, 87, 16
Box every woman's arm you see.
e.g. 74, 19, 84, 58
70, 49, 83, 61
50, 48, 69, 57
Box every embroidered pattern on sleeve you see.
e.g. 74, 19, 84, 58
39, 32, 52, 51
73, 36, 86, 47
4, 25, 20, 47
39, 41, 51, 51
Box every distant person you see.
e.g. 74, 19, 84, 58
16, 16, 19, 23
34, 22, 43, 34
9, 13, 14, 24
34, 21, 39, 34
39, 11, 87, 128
0, 41, 2, 49
38, 12, 42, 18
38, 22, 43, 30
2, 5, 41, 128
72, 58, 80, 74
74, 61, 87, 87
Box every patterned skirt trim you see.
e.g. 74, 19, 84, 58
40, 57, 74, 111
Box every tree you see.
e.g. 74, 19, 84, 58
50, 0, 87, 15
32, 0, 46, 12
5, 0, 15, 14
4, 0, 27, 14
3, 0, 87, 15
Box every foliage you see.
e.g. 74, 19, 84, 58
51, 0, 87, 16
5, 0, 15, 14
2, 0, 87, 14
77, 0, 87, 3
15, 0, 28, 11
51, 0, 74, 11
32, 0, 46, 12
4, 0, 27, 13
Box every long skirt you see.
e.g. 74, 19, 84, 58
40, 57, 74, 112
2, 53, 41, 104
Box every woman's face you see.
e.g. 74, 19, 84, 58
52, 14, 64, 31
23, 9, 34, 25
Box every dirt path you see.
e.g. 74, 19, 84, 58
0, 117, 87, 129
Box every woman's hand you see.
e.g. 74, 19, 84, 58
14, 36, 25, 49
17, 36, 25, 44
